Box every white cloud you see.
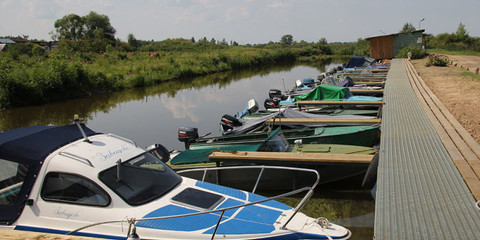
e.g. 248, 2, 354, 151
225, 6, 249, 23
1, 0, 13, 10
1, 0, 479, 44
161, 94, 200, 122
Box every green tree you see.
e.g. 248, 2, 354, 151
53, 14, 85, 40
280, 34, 294, 45
127, 33, 138, 49
53, 12, 117, 53
314, 38, 332, 55
83, 11, 116, 41
400, 23, 416, 33
53, 11, 115, 41
32, 44, 46, 57
455, 22, 469, 42
353, 38, 370, 56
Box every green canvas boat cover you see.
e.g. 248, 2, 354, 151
294, 85, 352, 101
170, 143, 262, 165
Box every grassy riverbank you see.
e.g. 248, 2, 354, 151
2, 45, 331, 109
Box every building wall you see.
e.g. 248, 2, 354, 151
368, 31, 424, 60
369, 35, 394, 59
393, 32, 423, 55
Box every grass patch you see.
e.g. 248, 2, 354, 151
461, 71, 480, 82
428, 49, 480, 57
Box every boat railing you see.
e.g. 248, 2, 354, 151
107, 133, 137, 147
68, 166, 320, 240
59, 151, 94, 167
177, 165, 320, 194
177, 165, 320, 230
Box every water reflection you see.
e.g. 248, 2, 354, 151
0, 59, 346, 151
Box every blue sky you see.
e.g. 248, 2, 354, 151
1, 0, 479, 44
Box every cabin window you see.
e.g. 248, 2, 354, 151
99, 152, 182, 206
0, 159, 28, 205
41, 172, 110, 206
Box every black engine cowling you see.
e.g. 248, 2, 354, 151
178, 127, 199, 149
264, 98, 281, 109
220, 114, 242, 131
268, 89, 287, 100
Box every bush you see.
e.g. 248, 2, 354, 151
396, 46, 425, 59
425, 54, 449, 67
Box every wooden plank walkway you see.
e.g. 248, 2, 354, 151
405, 59, 480, 200
265, 118, 381, 125
209, 151, 374, 164
296, 100, 384, 106
374, 59, 480, 239
350, 89, 384, 95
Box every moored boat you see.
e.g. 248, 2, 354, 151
241, 108, 379, 121
0, 120, 351, 240
171, 128, 377, 186
179, 125, 380, 150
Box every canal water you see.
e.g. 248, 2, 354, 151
0, 59, 374, 239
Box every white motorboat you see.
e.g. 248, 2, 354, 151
0, 119, 351, 239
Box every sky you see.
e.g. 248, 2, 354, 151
1, 0, 479, 44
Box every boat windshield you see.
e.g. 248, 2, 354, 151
99, 152, 181, 206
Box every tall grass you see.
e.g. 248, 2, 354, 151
427, 49, 480, 56
0, 47, 298, 108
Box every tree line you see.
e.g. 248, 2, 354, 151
399, 22, 480, 52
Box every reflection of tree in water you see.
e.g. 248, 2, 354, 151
0, 59, 340, 131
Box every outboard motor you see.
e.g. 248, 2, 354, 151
317, 73, 326, 81
264, 98, 281, 109
327, 68, 337, 75
178, 127, 199, 150
236, 99, 259, 118
268, 89, 283, 99
295, 80, 303, 88
146, 144, 170, 163
220, 114, 242, 131
268, 89, 287, 100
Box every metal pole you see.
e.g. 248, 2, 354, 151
211, 210, 225, 240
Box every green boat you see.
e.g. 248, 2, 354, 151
171, 128, 377, 187
241, 108, 379, 121
179, 125, 380, 151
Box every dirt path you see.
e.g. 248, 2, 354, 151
411, 54, 480, 144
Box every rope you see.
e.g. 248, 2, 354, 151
316, 217, 333, 240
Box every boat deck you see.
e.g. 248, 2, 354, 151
375, 59, 480, 239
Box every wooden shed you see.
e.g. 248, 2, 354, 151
366, 30, 425, 60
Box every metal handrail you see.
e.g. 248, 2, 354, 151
177, 165, 320, 194
107, 133, 137, 147
68, 165, 320, 239
59, 152, 94, 167
177, 165, 320, 230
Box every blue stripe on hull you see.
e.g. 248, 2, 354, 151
14, 225, 125, 240
14, 225, 344, 240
